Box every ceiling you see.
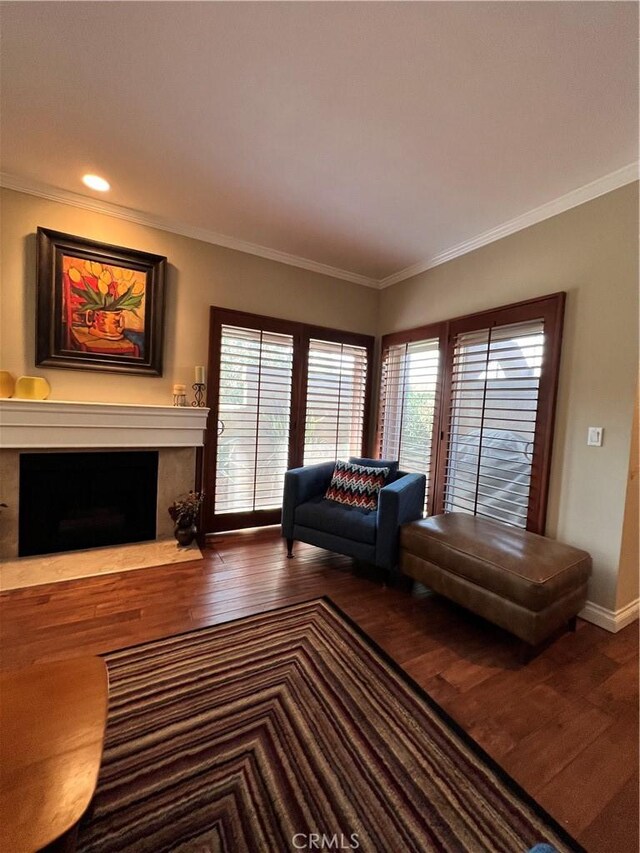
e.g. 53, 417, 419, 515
1, 2, 638, 286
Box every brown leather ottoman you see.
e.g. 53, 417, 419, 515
400, 513, 591, 654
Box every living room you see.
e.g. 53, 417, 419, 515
0, 3, 638, 852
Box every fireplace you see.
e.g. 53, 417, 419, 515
19, 451, 159, 557
0, 398, 208, 560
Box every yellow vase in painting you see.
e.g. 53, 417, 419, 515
0, 370, 15, 398
86, 309, 126, 341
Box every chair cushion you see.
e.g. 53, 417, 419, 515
295, 497, 377, 545
349, 457, 400, 482
325, 460, 390, 510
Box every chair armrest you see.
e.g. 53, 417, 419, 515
281, 461, 335, 538
375, 473, 426, 571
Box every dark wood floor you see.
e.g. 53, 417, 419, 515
1, 527, 638, 852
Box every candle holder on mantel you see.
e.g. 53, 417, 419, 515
172, 384, 187, 407
192, 383, 206, 407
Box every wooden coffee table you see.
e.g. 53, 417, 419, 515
0, 657, 108, 852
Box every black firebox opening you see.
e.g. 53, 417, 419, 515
19, 451, 158, 557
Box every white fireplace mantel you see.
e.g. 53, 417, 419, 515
0, 398, 210, 449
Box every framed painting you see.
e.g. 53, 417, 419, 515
36, 228, 166, 376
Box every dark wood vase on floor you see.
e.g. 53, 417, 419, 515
174, 523, 197, 546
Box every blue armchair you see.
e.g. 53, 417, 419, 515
282, 457, 426, 572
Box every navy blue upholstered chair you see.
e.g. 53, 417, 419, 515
282, 457, 426, 572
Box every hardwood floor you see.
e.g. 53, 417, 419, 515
1, 526, 638, 852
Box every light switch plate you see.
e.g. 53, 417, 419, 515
587, 427, 604, 447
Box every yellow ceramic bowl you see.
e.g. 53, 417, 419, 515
14, 376, 51, 400
0, 370, 15, 398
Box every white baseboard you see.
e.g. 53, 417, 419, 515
580, 598, 640, 633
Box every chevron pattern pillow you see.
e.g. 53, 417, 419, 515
325, 459, 390, 511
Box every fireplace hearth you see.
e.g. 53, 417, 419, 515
19, 451, 159, 557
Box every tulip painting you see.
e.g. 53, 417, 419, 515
36, 228, 166, 375
63, 255, 147, 354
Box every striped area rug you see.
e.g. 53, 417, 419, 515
78, 598, 582, 853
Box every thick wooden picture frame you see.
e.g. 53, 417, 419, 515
36, 228, 166, 376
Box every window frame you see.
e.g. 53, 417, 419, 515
375, 321, 447, 516
203, 307, 374, 532
378, 293, 565, 534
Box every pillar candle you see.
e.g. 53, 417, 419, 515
195, 366, 205, 384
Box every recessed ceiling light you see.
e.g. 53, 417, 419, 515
82, 174, 110, 192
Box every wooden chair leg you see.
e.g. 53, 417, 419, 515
286, 538, 294, 558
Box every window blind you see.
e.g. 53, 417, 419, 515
215, 325, 294, 514
303, 338, 368, 465
378, 337, 440, 509
443, 318, 544, 528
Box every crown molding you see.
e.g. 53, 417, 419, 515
377, 161, 640, 289
2, 163, 637, 292
0, 173, 379, 289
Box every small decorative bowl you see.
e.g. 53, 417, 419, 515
0, 370, 15, 398
14, 376, 51, 400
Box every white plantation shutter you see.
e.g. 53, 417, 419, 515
215, 325, 294, 514
303, 339, 368, 465
378, 337, 440, 510
443, 318, 544, 528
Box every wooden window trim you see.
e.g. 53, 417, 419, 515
203, 307, 375, 532
378, 293, 566, 534
380, 321, 448, 349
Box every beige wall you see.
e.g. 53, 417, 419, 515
379, 182, 639, 611
0, 188, 378, 405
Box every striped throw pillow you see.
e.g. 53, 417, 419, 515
325, 460, 390, 511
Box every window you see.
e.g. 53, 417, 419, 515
304, 338, 369, 465
215, 325, 294, 516
442, 319, 543, 528
205, 309, 374, 532
378, 330, 444, 512
378, 294, 565, 533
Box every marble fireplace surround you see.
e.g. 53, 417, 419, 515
0, 399, 210, 559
